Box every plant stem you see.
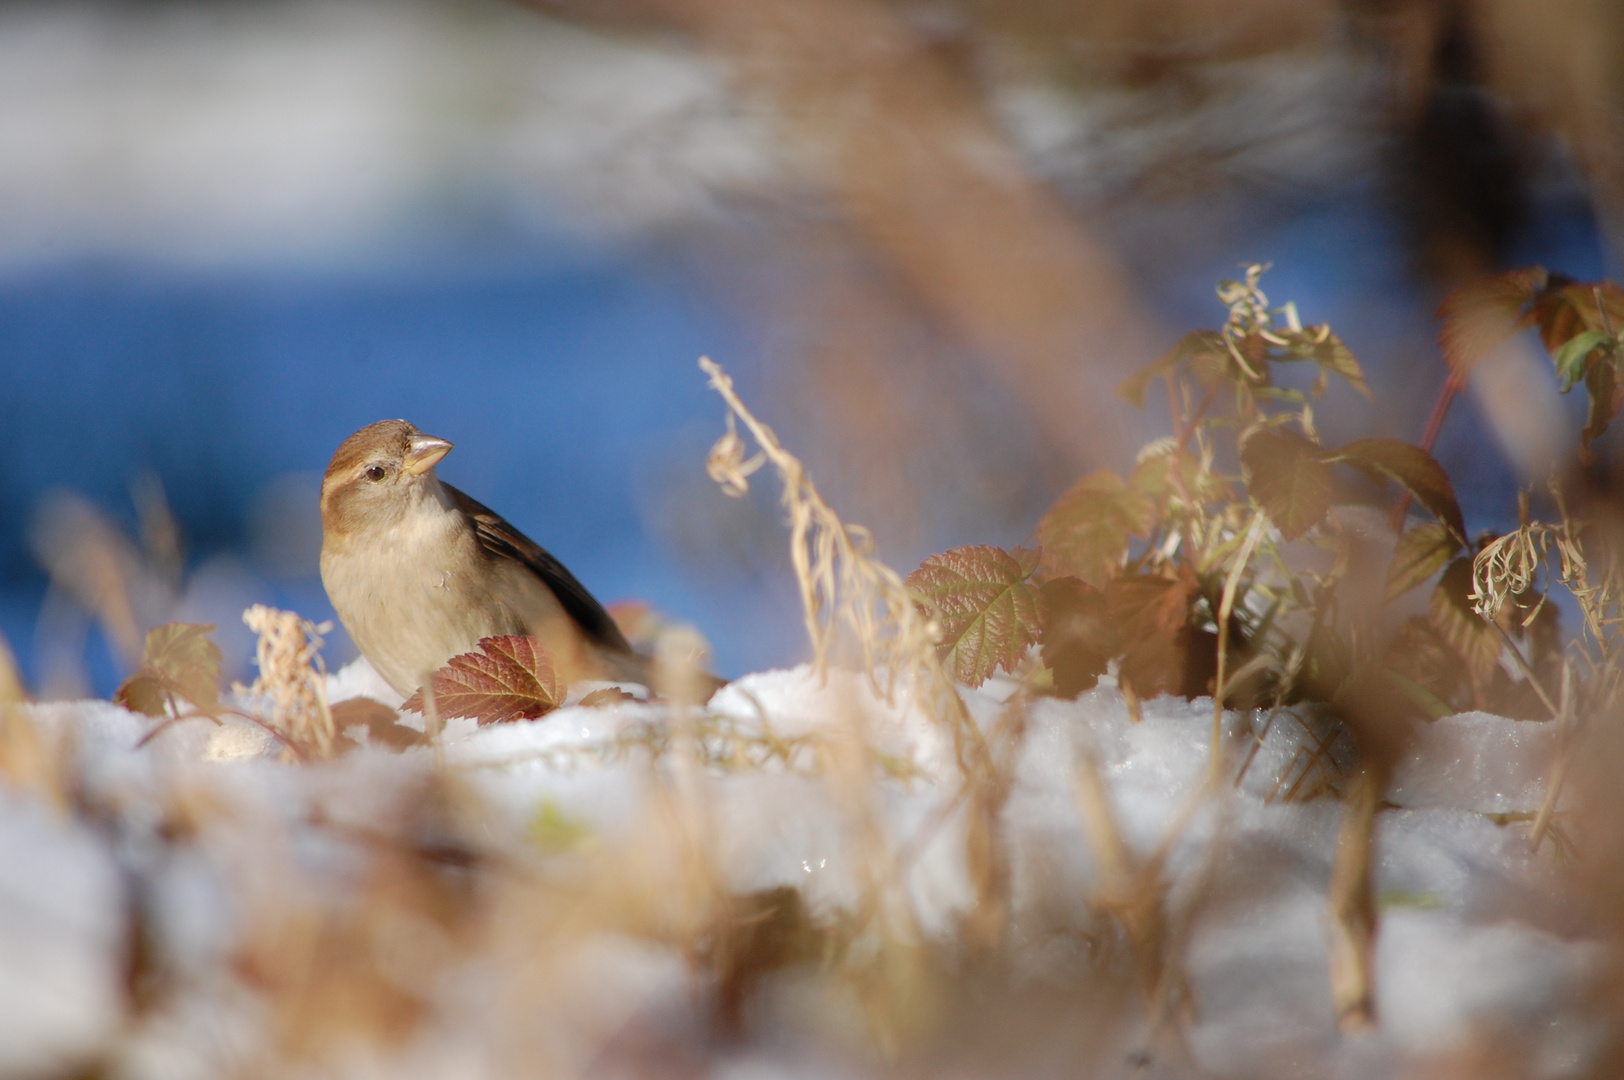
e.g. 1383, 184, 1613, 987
1391, 367, 1466, 532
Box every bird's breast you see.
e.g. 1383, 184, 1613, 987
321, 506, 564, 697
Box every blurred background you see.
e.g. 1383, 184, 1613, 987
0, 0, 1618, 694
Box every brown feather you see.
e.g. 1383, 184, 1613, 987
443, 484, 635, 656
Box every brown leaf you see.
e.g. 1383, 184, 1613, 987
578, 687, 638, 708
401, 636, 564, 725
907, 545, 1045, 687
331, 697, 426, 752
1581, 355, 1624, 463
1106, 575, 1218, 699
1427, 558, 1501, 686
1241, 428, 1331, 540
1330, 439, 1465, 543
1384, 522, 1461, 604
1436, 267, 1546, 375
1036, 470, 1154, 585
1278, 327, 1371, 398
1037, 577, 1113, 698
114, 622, 222, 716
1532, 279, 1624, 353
1382, 617, 1470, 716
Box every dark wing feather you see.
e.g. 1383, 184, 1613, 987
444, 484, 634, 655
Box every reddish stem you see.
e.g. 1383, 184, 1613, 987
1390, 367, 1466, 532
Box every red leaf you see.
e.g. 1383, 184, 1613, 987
907, 545, 1045, 687
402, 636, 564, 725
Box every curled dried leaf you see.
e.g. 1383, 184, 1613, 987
706, 413, 765, 497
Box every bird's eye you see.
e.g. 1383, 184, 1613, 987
364, 464, 387, 482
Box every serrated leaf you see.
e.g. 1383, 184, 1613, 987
1036, 470, 1155, 586
1384, 522, 1461, 604
1330, 439, 1465, 543
1278, 327, 1371, 397
1436, 267, 1545, 375
907, 545, 1045, 687
1118, 330, 1227, 406
1037, 576, 1113, 697
1581, 355, 1624, 463
1241, 428, 1332, 540
1428, 558, 1501, 685
402, 635, 564, 724
113, 622, 222, 716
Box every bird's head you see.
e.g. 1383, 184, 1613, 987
320, 420, 454, 537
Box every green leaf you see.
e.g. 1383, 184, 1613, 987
1037, 576, 1113, 697
1581, 354, 1624, 463
1036, 470, 1155, 586
1427, 558, 1501, 685
1330, 439, 1465, 543
402, 635, 564, 724
906, 545, 1045, 687
1384, 522, 1462, 604
1240, 427, 1332, 540
1118, 330, 1227, 406
1552, 330, 1611, 391
1436, 267, 1545, 375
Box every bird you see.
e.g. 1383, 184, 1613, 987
319, 419, 675, 700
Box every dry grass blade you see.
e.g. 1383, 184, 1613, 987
1071, 752, 1186, 1035
1326, 768, 1379, 1031
0, 631, 24, 705
237, 605, 336, 760
699, 357, 959, 721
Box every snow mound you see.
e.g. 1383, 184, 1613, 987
0, 660, 1601, 1078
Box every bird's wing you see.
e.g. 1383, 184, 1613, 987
444, 483, 634, 655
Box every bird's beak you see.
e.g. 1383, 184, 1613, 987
404, 434, 453, 475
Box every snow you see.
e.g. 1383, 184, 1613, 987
0, 659, 1605, 1077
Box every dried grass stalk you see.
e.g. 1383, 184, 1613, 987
1327, 768, 1379, 1030
700, 357, 952, 712
237, 605, 336, 759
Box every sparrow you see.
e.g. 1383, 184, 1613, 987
319, 419, 660, 699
